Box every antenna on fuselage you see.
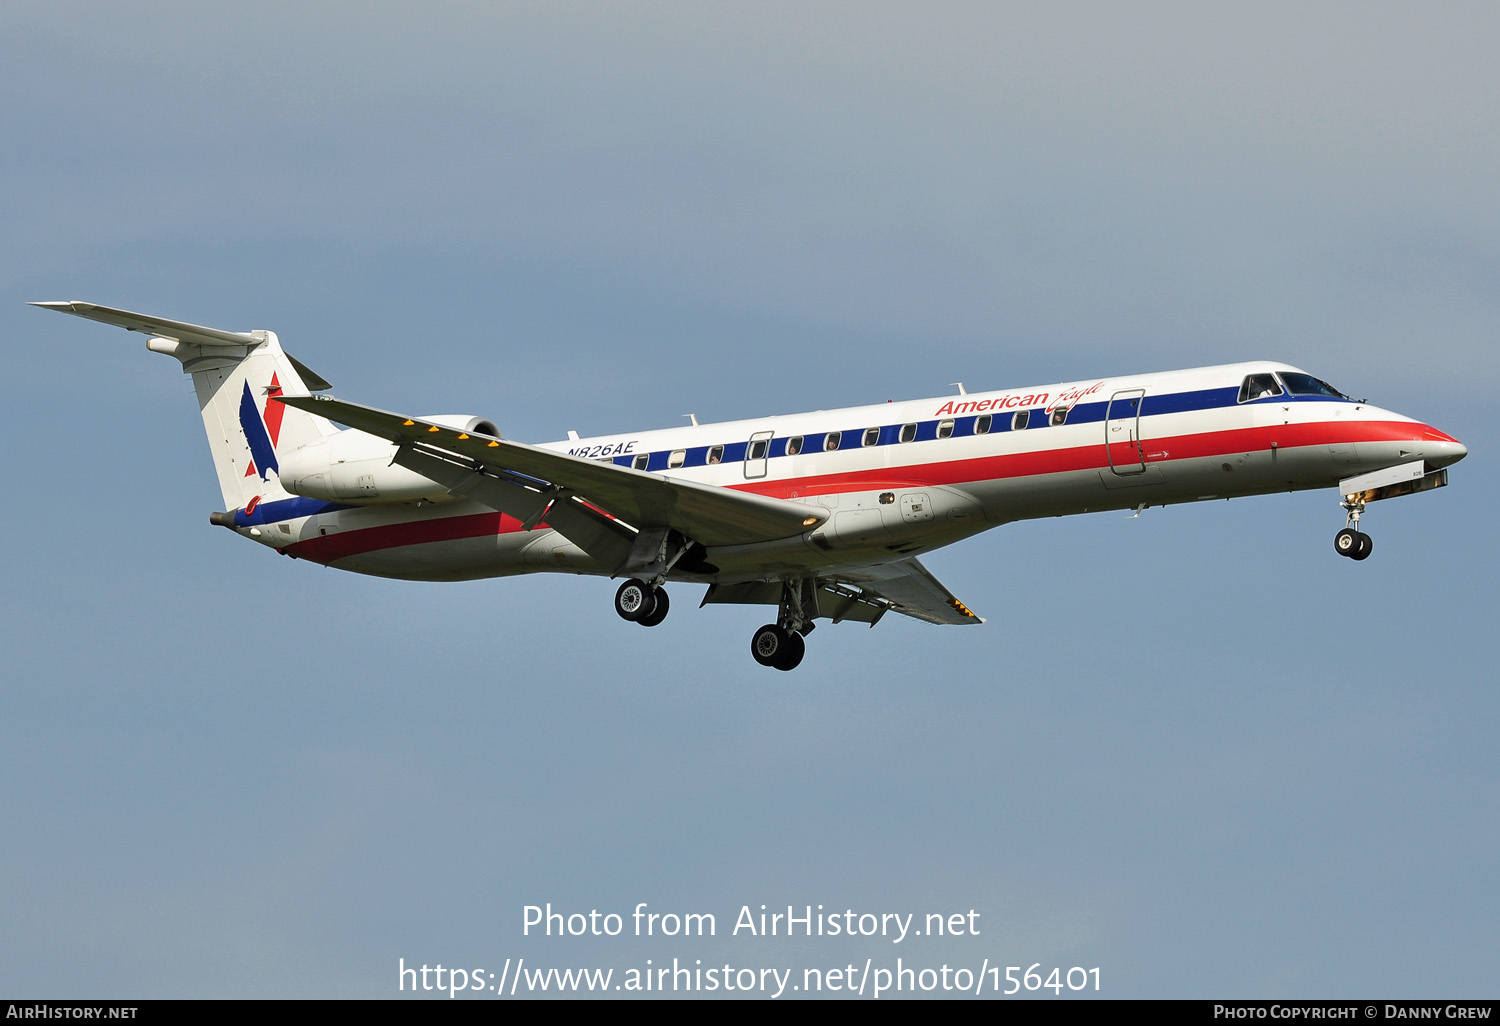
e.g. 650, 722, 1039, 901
951, 382, 967, 395
684, 413, 699, 427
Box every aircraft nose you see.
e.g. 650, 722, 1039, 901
1422, 426, 1468, 468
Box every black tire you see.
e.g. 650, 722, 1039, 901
1334, 528, 1360, 558
751, 624, 788, 667
1351, 532, 1373, 561
637, 587, 670, 627
773, 630, 805, 671
614, 579, 656, 622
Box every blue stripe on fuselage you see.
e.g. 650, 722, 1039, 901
589, 385, 1351, 473
234, 496, 351, 527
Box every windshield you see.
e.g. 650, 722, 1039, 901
1278, 372, 1348, 399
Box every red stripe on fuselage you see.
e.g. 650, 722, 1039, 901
277, 418, 1436, 563
284, 511, 526, 564
729, 419, 1434, 499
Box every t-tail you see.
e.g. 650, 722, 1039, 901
32, 301, 338, 511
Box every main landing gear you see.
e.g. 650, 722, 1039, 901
615, 578, 671, 627
1334, 498, 1373, 561
749, 579, 817, 671
615, 575, 812, 670
751, 624, 806, 671
613, 564, 823, 672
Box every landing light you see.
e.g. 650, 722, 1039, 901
803, 516, 819, 527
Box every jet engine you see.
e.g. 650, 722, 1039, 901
279, 415, 500, 505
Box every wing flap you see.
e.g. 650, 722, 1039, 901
278, 394, 827, 547
701, 558, 983, 626
828, 558, 984, 625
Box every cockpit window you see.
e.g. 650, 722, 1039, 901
1238, 373, 1284, 403
1279, 372, 1348, 399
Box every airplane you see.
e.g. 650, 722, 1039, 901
34, 300, 1468, 670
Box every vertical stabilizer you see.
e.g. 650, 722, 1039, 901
184, 331, 337, 509
32, 302, 339, 510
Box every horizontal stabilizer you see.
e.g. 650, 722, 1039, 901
32, 301, 262, 347
34, 300, 331, 389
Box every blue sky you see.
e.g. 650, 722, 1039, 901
3, 2, 1496, 998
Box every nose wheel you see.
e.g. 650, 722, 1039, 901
1334, 500, 1373, 561
1334, 528, 1372, 560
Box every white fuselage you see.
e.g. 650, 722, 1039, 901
238, 361, 1465, 583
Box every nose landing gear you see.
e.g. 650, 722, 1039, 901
1334, 500, 1373, 561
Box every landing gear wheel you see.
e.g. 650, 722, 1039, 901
614, 578, 657, 622
775, 630, 805, 671
751, 625, 806, 670
637, 587, 670, 626
1351, 532, 1373, 561
1334, 528, 1360, 558
751, 624, 789, 667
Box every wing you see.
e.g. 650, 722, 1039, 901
276, 395, 827, 553
702, 557, 984, 626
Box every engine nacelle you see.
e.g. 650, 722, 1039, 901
279, 415, 500, 505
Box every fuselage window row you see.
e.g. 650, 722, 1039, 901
615, 377, 1351, 473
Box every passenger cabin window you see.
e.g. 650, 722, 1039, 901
975, 414, 992, 434
862, 427, 880, 447
707, 445, 723, 465
1050, 408, 1068, 426
899, 423, 917, 443
1012, 410, 1029, 431
825, 431, 842, 451
1279, 372, 1347, 399
632, 454, 650, 471
1238, 373, 1284, 402
937, 419, 955, 439
786, 435, 803, 456
748, 439, 768, 460
668, 449, 685, 469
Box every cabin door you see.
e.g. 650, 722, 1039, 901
1105, 388, 1147, 475
743, 430, 773, 479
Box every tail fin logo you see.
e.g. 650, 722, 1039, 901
240, 374, 284, 480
